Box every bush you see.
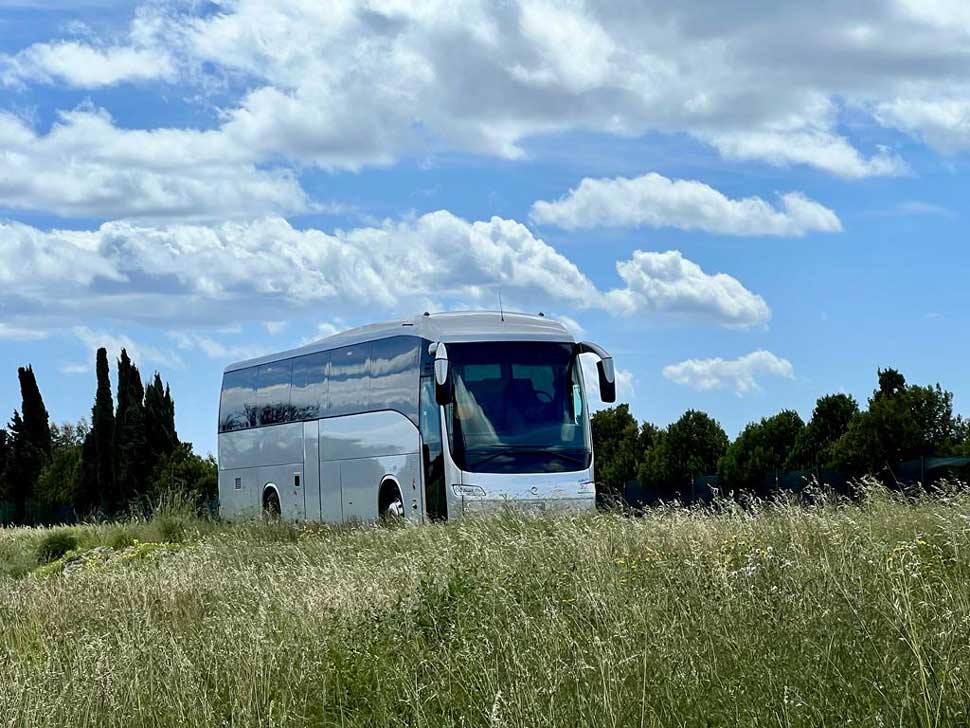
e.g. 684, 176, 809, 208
155, 516, 187, 544
36, 529, 78, 564
109, 527, 136, 549
148, 444, 218, 513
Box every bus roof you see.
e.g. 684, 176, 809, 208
224, 311, 576, 372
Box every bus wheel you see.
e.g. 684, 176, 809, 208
379, 483, 405, 524
262, 488, 281, 521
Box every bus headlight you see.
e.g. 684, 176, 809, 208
453, 484, 486, 497
578, 480, 596, 494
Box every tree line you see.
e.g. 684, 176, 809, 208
0, 348, 216, 525
592, 368, 970, 502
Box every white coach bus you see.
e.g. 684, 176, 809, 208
217, 311, 616, 523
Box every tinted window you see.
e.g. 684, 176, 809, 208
291, 352, 329, 420
219, 368, 257, 432
369, 336, 419, 421
328, 344, 370, 416
256, 361, 292, 425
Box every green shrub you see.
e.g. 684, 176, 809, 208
109, 528, 136, 549
155, 516, 187, 544
35, 529, 78, 564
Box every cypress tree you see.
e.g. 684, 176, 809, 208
17, 366, 52, 459
76, 429, 99, 514
93, 348, 117, 513
0, 428, 8, 518
4, 367, 53, 523
115, 350, 149, 506
144, 372, 179, 473
6, 411, 38, 523
0, 428, 8, 492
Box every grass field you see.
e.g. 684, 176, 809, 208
3, 486, 970, 727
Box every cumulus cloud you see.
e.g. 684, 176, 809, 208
0, 109, 309, 220
2, 41, 175, 88
609, 251, 771, 328
531, 172, 842, 236
10, 0, 970, 189
0, 211, 770, 331
702, 130, 907, 179
875, 97, 970, 153
663, 350, 795, 396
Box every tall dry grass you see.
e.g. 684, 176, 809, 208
2, 484, 970, 726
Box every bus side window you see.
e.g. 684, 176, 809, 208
291, 352, 329, 421
370, 336, 420, 421
329, 344, 370, 417
256, 361, 293, 426
219, 368, 257, 432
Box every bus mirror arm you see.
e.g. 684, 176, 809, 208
432, 342, 453, 405
577, 341, 617, 403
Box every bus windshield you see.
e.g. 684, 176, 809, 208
445, 341, 591, 473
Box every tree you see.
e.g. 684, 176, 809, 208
34, 420, 89, 519
144, 372, 179, 467
719, 410, 805, 496
639, 410, 729, 502
786, 394, 859, 470
0, 428, 8, 506
591, 404, 650, 496
78, 348, 116, 514
18, 366, 51, 460
149, 443, 218, 511
6, 412, 37, 522
3, 367, 53, 523
114, 349, 150, 507
831, 369, 960, 477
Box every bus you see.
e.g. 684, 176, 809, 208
217, 311, 616, 523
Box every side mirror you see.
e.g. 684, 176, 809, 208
432, 342, 452, 405
577, 341, 617, 403
597, 357, 616, 403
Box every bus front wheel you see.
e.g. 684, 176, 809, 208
262, 488, 281, 520
379, 483, 405, 523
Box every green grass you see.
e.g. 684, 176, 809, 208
3, 485, 970, 726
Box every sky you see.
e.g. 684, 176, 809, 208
1, 0, 969, 456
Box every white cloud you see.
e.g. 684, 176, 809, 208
168, 332, 267, 362
875, 97, 970, 153
72, 326, 184, 371
0, 323, 46, 340
702, 129, 907, 179
609, 251, 771, 328
11, 0, 970, 185
0, 109, 309, 220
2, 41, 175, 88
531, 172, 842, 236
0, 211, 770, 332
663, 350, 795, 396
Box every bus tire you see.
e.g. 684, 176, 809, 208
379, 481, 405, 523
262, 487, 281, 520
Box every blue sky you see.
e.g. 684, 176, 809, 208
1, 0, 969, 455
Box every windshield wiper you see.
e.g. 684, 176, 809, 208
469, 446, 588, 467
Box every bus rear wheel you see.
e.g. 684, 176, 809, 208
262, 489, 281, 521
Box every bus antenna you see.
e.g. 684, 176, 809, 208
498, 292, 505, 322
